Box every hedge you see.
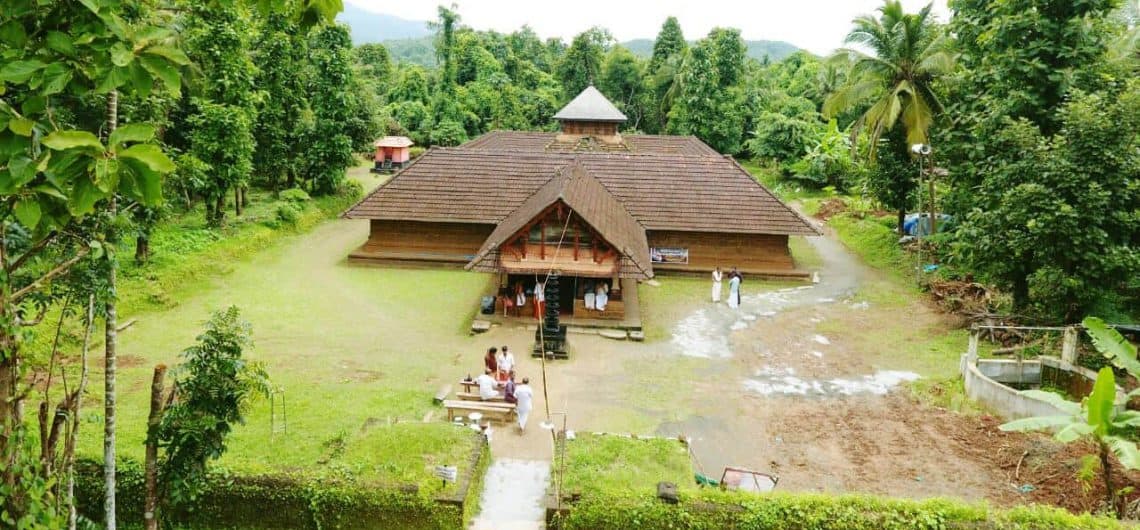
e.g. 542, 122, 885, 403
76, 435, 490, 530
553, 490, 1128, 530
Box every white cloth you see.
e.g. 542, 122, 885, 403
498, 352, 515, 374
727, 276, 741, 309
515, 292, 526, 307
515, 384, 534, 429
476, 373, 497, 400
711, 270, 723, 302
584, 292, 595, 310
594, 288, 608, 311
534, 282, 545, 303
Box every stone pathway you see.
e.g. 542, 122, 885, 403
470, 458, 551, 530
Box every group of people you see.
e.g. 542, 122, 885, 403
505, 280, 545, 319
711, 266, 744, 308
476, 346, 534, 431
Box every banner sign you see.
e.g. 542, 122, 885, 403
434, 465, 458, 483
650, 247, 689, 264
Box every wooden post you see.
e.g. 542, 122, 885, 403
144, 365, 168, 530
1062, 326, 1079, 364
573, 232, 579, 261
967, 329, 979, 359
540, 221, 545, 260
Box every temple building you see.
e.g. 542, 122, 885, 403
343, 86, 818, 322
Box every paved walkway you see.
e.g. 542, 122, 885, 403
470, 458, 551, 530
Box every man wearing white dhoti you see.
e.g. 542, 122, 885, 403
594, 282, 609, 311
476, 369, 498, 400
711, 267, 723, 303
533, 280, 545, 319
515, 377, 534, 431
727, 273, 741, 309
496, 345, 515, 380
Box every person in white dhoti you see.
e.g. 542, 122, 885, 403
476, 369, 498, 400
594, 282, 609, 311
533, 280, 545, 320
727, 272, 741, 309
514, 282, 526, 311
514, 377, 534, 431
711, 267, 723, 303
496, 345, 515, 380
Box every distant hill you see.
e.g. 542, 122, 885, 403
621, 38, 803, 62
381, 35, 437, 67
337, 4, 431, 43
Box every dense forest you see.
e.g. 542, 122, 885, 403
1, 0, 1139, 526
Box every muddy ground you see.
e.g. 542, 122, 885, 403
479, 231, 1138, 513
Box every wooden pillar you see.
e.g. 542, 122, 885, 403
540, 221, 546, 260
573, 232, 579, 261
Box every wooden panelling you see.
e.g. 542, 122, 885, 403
560, 121, 619, 136
647, 231, 794, 273
351, 220, 494, 263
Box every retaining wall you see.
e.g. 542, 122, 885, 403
961, 354, 1123, 421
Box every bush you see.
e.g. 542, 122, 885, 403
336, 177, 364, 199
555, 490, 1127, 530
275, 202, 303, 227
279, 188, 311, 203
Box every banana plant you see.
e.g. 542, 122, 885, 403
1084, 316, 1140, 388
1001, 367, 1140, 518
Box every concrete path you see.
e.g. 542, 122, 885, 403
470, 458, 551, 530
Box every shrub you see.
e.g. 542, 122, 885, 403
279, 188, 311, 203
275, 202, 303, 227
336, 177, 364, 199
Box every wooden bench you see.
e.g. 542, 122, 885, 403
442, 399, 516, 423
456, 391, 507, 402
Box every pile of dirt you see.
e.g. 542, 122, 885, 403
927, 280, 995, 318
813, 198, 849, 221
944, 413, 1140, 516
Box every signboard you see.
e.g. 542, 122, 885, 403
434, 465, 458, 483
650, 247, 689, 265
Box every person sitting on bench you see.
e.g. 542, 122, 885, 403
503, 373, 517, 404
476, 369, 498, 401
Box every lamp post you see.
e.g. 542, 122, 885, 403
910, 143, 936, 236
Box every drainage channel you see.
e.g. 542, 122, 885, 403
470, 458, 551, 530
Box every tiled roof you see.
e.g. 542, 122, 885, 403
344, 148, 819, 236
460, 131, 720, 157
552, 86, 627, 122
465, 161, 653, 279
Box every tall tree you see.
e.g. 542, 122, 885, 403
252, 10, 310, 192
557, 27, 612, 100
666, 29, 747, 154
648, 16, 686, 72
599, 46, 645, 129
822, 1, 952, 234
644, 17, 688, 134
301, 24, 358, 194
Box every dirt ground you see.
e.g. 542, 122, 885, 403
478, 231, 1137, 513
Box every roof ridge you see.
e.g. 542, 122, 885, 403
340, 146, 435, 220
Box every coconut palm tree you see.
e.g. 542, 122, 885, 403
823, 1, 954, 157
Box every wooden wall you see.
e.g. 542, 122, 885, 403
560, 120, 619, 136
646, 231, 794, 274
350, 220, 494, 264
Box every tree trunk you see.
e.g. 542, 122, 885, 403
1100, 442, 1119, 519
0, 309, 19, 518
897, 208, 906, 237
234, 187, 242, 217
103, 89, 119, 530
144, 365, 167, 530
286, 168, 296, 189
65, 295, 95, 530
1012, 274, 1030, 311
135, 235, 149, 264
213, 194, 226, 227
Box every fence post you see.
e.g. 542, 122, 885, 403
967, 329, 979, 360
1061, 326, 1079, 364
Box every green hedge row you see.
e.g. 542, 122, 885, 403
74, 456, 471, 530
555, 490, 1127, 530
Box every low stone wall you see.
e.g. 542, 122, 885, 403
961, 354, 1123, 420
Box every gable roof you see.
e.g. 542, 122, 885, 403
461, 131, 720, 157
465, 161, 653, 279
344, 148, 819, 237
375, 136, 413, 148
552, 86, 627, 123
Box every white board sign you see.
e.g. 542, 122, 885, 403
434, 465, 458, 483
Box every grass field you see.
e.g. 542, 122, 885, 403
560, 433, 694, 496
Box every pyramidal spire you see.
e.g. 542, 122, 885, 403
553, 86, 627, 123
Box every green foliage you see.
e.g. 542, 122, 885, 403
557, 489, 1127, 529
557, 27, 613, 100
824, 0, 953, 154
667, 28, 747, 154
790, 119, 867, 190
275, 202, 303, 226
279, 188, 312, 203
598, 46, 645, 127
1084, 317, 1140, 381
158, 306, 272, 511
0, 427, 67, 529
301, 24, 360, 195
188, 100, 255, 226
561, 434, 693, 497
252, 10, 311, 193
949, 82, 1140, 318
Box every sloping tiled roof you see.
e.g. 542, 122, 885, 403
460, 131, 720, 157
375, 136, 413, 148
344, 148, 819, 236
465, 161, 653, 279
552, 86, 627, 122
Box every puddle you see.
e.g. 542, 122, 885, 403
810, 351, 824, 358
744, 370, 920, 397
812, 335, 830, 345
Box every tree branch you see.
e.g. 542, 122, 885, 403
6, 232, 59, 275
11, 248, 91, 304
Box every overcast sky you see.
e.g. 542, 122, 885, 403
346, 0, 951, 55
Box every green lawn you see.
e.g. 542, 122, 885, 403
561, 433, 694, 496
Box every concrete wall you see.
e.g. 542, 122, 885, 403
961, 355, 1124, 421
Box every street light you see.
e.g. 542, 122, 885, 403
910, 143, 937, 237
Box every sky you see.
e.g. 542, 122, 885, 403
346, 0, 951, 55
